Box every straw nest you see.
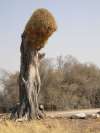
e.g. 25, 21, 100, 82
23, 8, 57, 50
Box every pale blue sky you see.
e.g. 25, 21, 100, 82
0, 0, 100, 72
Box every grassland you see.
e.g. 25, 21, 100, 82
0, 118, 100, 133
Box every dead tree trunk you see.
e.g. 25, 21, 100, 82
11, 35, 44, 120
19, 35, 42, 119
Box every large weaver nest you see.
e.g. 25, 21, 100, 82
23, 8, 57, 50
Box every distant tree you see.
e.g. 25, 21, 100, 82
3, 72, 19, 107
1, 55, 100, 112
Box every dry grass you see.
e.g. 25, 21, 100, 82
23, 8, 57, 50
0, 118, 100, 133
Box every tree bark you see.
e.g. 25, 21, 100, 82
11, 35, 43, 120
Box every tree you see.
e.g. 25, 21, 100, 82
11, 8, 57, 120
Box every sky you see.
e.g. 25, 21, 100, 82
0, 0, 100, 72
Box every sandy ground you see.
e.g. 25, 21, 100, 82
46, 108, 100, 118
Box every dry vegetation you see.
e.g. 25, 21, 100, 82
0, 55, 100, 112
0, 55, 100, 132
0, 118, 100, 133
23, 8, 57, 50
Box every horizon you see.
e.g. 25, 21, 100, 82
0, 0, 100, 72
